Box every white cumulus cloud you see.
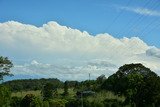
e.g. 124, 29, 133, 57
0, 21, 160, 80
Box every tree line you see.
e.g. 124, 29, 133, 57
1, 56, 160, 107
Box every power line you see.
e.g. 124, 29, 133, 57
93, 1, 158, 75
138, 3, 160, 36
105, 0, 132, 32
140, 18, 160, 36
73, 1, 133, 77
132, 0, 159, 35
141, 19, 160, 36
119, 0, 155, 36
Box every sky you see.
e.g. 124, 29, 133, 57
0, 0, 160, 81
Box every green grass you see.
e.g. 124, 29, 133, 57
11, 89, 125, 104
11, 88, 76, 98
11, 90, 41, 98
86, 91, 125, 103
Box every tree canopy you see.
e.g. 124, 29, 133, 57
102, 63, 160, 106
0, 56, 13, 81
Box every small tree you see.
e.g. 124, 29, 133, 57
0, 56, 13, 81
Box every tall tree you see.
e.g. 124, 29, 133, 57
102, 63, 160, 106
0, 56, 13, 81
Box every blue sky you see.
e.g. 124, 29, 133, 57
0, 0, 160, 81
0, 0, 160, 47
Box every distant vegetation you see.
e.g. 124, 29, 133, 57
1, 56, 160, 107
3, 78, 63, 92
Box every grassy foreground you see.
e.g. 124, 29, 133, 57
12, 88, 125, 102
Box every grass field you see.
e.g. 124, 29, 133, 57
11, 90, 41, 98
11, 88, 76, 98
87, 91, 125, 102
11, 88, 125, 103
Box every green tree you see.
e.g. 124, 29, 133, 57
102, 63, 160, 106
63, 81, 69, 96
0, 56, 13, 81
41, 83, 54, 100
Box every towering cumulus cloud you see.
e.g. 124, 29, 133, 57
0, 21, 160, 80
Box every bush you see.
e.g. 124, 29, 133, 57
65, 98, 81, 107
30, 97, 43, 107
20, 94, 35, 107
42, 83, 54, 100
91, 101, 104, 107
0, 85, 11, 107
111, 102, 120, 107
10, 96, 22, 107
43, 101, 49, 107
83, 99, 91, 107
20, 94, 43, 107
49, 99, 67, 107
103, 99, 122, 107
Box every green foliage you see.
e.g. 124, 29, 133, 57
65, 98, 81, 107
20, 94, 36, 107
90, 101, 104, 107
77, 80, 97, 91
20, 94, 43, 107
42, 83, 55, 100
48, 99, 67, 107
0, 56, 13, 81
43, 101, 49, 107
10, 96, 22, 107
103, 99, 123, 107
3, 78, 63, 92
20, 93, 44, 107
2, 62, 160, 107
102, 63, 160, 106
63, 81, 69, 96
30, 97, 43, 107
0, 85, 11, 107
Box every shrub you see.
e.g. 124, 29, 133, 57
42, 83, 54, 100
43, 101, 49, 107
10, 96, 22, 107
20, 94, 43, 107
91, 101, 104, 107
49, 99, 67, 107
0, 85, 11, 107
65, 98, 81, 107
103, 99, 122, 107
30, 97, 43, 107
20, 94, 35, 107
